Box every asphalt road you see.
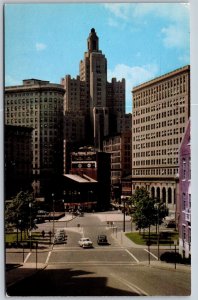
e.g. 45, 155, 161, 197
6, 212, 191, 296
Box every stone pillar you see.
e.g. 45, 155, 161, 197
166, 187, 169, 206
171, 187, 175, 205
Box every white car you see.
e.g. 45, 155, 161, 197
78, 237, 93, 248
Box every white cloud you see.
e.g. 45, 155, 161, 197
104, 3, 189, 23
104, 3, 189, 50
161, 24, 188, 49
104, 3, 130, 21
108, 17, 120, 28
108, 63, 158, 112
36, 43, 47, 51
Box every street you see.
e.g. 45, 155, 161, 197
6, 211, 191, 296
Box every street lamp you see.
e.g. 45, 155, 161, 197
52, 193, 55, 236
29, 202, 32, 250
18, 219, 22, 242
62, 199, 67, 228
121, 196, 126, 232
155, 202, 160, 260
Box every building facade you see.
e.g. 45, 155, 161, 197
62, 148, 111, 211
4, 79, 65, 198
178, 120, 191, 259
103, 130, 132, 186
61, 28, 126, 153
132, 65, 190, 211
5, 125, 33, 199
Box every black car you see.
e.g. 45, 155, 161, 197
97, 234, 108, 245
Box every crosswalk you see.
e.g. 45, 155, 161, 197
6, 245, 159, 266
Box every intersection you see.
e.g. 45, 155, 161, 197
6, 211, 191, 296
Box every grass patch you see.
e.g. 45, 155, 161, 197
5, 231, 42, 243
125, 231, 178, 246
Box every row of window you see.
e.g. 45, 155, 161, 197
134, 88, 187, 107
6, 97, 62, 104
133, 168, 178, 176
134, 158, 178, 166
134, 138, 183, 147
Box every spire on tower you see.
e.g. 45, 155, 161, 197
87, 28, 99, 52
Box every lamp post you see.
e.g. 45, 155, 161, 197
62, 199, 67, 227
121, 196, 126, 232
155, 202, 160, 260
29, 202, 32, 250
52, 193, 55, 236
16, 220, 19, 246
18, 219, 22, 242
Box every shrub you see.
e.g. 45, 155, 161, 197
160, 251, 182, 263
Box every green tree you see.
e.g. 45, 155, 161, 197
5, 191, 38, 235
131, 187, 167, 234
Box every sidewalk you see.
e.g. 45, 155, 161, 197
110, 228, 190, 273
110, 228, 142, 248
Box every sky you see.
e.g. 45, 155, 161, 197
4, 2, 190, 113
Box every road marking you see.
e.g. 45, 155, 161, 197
45, 250, 52, 264
24, 252, 31, 263
46, 261, 138, 266
144, 248, 158, 260
51, 247, 130, 252
110, 273, 149, 296
125, 249, 139, 263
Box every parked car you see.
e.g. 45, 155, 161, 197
54, 235, 65, 244
78, 237, 93, 248
97, 234, 108, 245
54, 229, 67, 244
165, 220, 176, 228
37, 210, 49, 216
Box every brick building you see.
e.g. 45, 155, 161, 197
178, 120, 191, 258
62, 148, 111, 211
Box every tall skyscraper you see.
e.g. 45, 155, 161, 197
61, 28, 126, 153
132, 65, 190, 211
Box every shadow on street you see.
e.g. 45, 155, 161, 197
6, 266, 141, 296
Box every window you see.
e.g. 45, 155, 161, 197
189, 158, 191, 179
182, 193, 186, 210
189, 194, 191, 208
183, 158, 186, 179
182, 225, 186, 240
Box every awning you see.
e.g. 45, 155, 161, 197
63, 174, 97, 183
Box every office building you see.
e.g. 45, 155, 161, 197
61, 28, 126, 153
5, 125, 33, 199
4, 79, 65, 198
103, 130, 132, 184
132, 65, 190, 210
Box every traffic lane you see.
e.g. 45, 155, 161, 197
6, 262, 190, 296
82, 226, 119, 247
23, 251, 50, 264
6, 250, 29, 264
106, 264, 191, 296
48, 248, 138, 264
6, 265, 142, 296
